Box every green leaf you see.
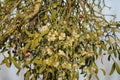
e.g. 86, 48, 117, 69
108, 55, 111, 61
24, 70, 31, 80
11, 57, 21, 69
31, 75, 36, 80
113, 50, 117, 58
32, 57, 42, 65
118, 51, 120, 60
24, 28, 34, 37
100, 68, 106, 75
30, 30, 49, 50
115, 62, 120, 74
23, 42, 31, 52
113, 45, 117, 58
5, 59, 11, 67
99, 47, 102, 55
95, 74, 99, 80
39, 65, 46, 73
30, 38, 40, 50
16, 69, 21, 75
30, 40, 37, 50
23, 60, 31, 68
1, 57, 11, 67
109, 62, 115, 75
101, 43, 106, 50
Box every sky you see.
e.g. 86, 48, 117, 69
0, 0, 120, 80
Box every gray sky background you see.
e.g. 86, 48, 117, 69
0, 0, 120, 80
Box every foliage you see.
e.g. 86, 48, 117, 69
0, 0, 120, 80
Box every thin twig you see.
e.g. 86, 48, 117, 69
0, 0, 42, 45
0, 0, 22, 24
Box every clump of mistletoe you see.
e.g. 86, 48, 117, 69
0, 0, 120, 80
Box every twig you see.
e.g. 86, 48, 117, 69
0, 0, 22, 24
0, 0, 42, 45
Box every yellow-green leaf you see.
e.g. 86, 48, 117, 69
25, 70, 31, 80
24, 28, 34, 37
39, 65, 46, 73
0, 55, 11, 68
109, 62, 115, 75
115, 62, 120, 74
3, 57, 11, 67
23, 42, 31, 52
11, 57, 21, 69
31, 75, 36, 80
100, 68, 106, 75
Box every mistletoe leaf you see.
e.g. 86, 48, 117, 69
100, 68, 106, 75
115, 62, 120, 74
109, 62, 115, 75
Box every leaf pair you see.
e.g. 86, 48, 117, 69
109, 62, 120, 75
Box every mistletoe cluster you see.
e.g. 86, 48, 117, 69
0, 0, 120, 80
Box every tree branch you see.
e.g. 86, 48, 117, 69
0, 0, 22, 24
0, 0, 42, 45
